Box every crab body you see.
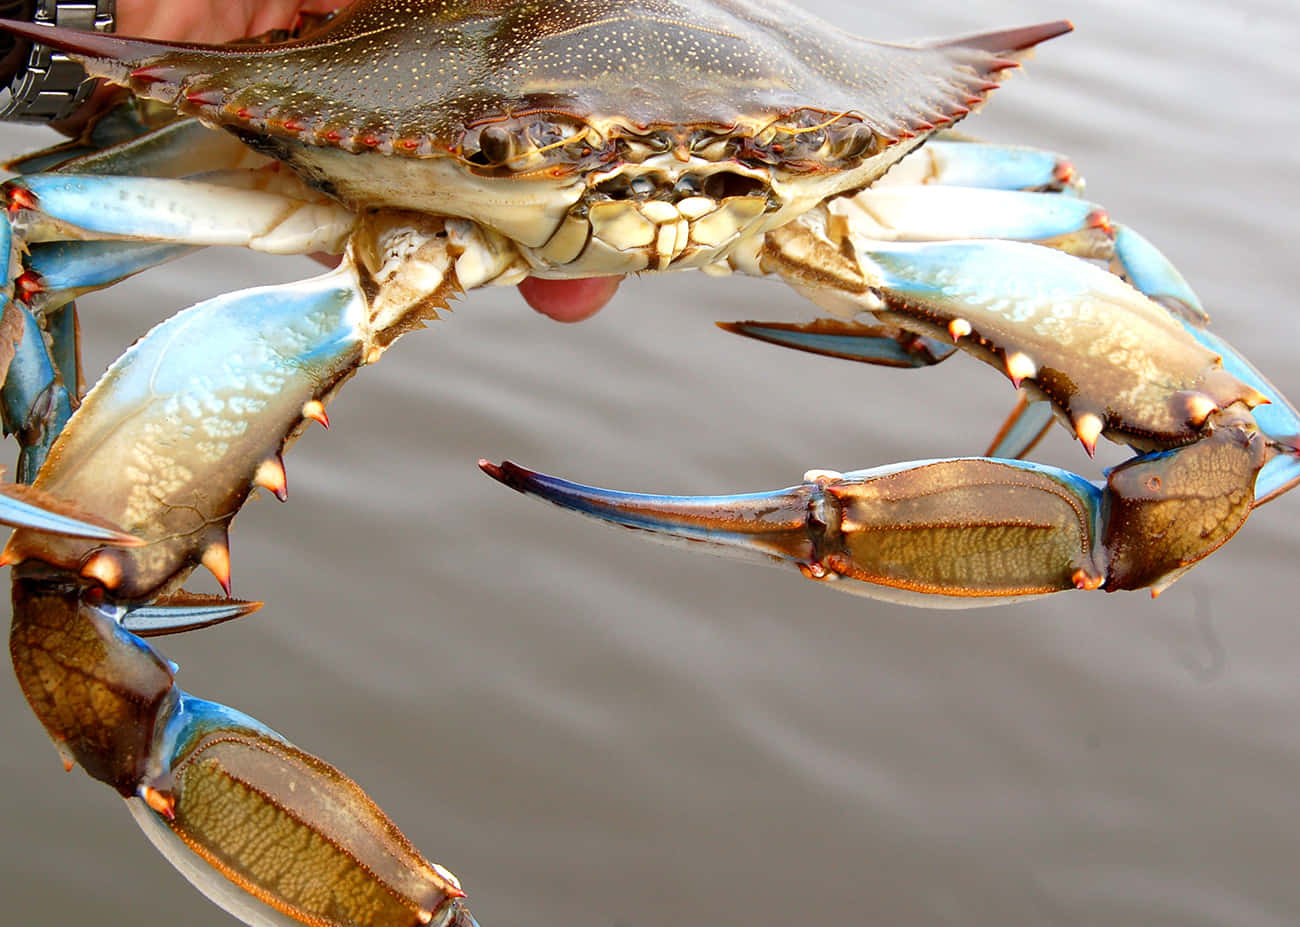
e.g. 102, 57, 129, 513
0, 1, 1296, 925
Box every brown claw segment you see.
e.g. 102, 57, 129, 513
812, 460, 1103, 600
150, 731, 468, 926
1102, 407, 1268, 592
9, 576, 175, 796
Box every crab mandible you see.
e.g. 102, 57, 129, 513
0, 2, 1296, 926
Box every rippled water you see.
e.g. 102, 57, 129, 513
2, 2, 1298, 925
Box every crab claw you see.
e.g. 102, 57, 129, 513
718, 319, 957, 368
480, 459, 822, 567
112, 592, 263, 637
10, 576, 475, 927
481, 458, 1108, 607
0, 480, 142, 547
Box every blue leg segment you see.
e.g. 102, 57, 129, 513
25, 239, 196, 306
0, 300, 74, 481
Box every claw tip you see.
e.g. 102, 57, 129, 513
478, 459, 513, 487
1086, 208, 1114, 236
140, 785, 176, 820
1053, 160, 1078, 186
1071, 568, 1104, 591
1183, 393, 1219, 428
4, 183, 37, 215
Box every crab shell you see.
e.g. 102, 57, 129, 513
8, 0, 1070, 274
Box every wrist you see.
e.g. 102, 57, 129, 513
0, 0, 115, 123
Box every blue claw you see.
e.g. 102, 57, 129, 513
0, 482, 141, 544
115, 595, 263, 636
482, 458, 1109, 606
480, 459, 821, 568
718, 319, 957, 368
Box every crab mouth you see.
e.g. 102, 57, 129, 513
588, 168, 770, 203
519, 154, 780, 272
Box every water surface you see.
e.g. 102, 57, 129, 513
2, 2, 1298, 924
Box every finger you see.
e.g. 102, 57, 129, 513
518, 276, 621, 323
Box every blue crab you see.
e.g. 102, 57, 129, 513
0, 2, 1296, 926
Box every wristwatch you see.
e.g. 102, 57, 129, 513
0, 0, 115, 122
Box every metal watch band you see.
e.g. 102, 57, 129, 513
0, 0, 115, 122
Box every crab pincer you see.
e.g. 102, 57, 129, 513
483, 406, 1274, 603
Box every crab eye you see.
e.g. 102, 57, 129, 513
832, 124, 880, 162
462, 115, 597, 173
476, 125, 513, 165
672, 175, 699, 197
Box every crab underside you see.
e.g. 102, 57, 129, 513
0, 2, 1296, 926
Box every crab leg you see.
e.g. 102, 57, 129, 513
4, 213, 512, 924
10, 576, 479, 927
2, 262, 374, 595
483, 196, 1296, 602
726, 178, 1222, 457
724, 186, 1113, 456
873, 137, 1082, 194
6, 174, 353, 253
0, 164, 352, 465
746, 188, 1300, 476
483, 400, 1270, 602
0, 299, 75, 479
23, 239, 197, 309
8, 110, 267, 179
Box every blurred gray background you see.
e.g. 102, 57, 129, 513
2, 1, 1299, 924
